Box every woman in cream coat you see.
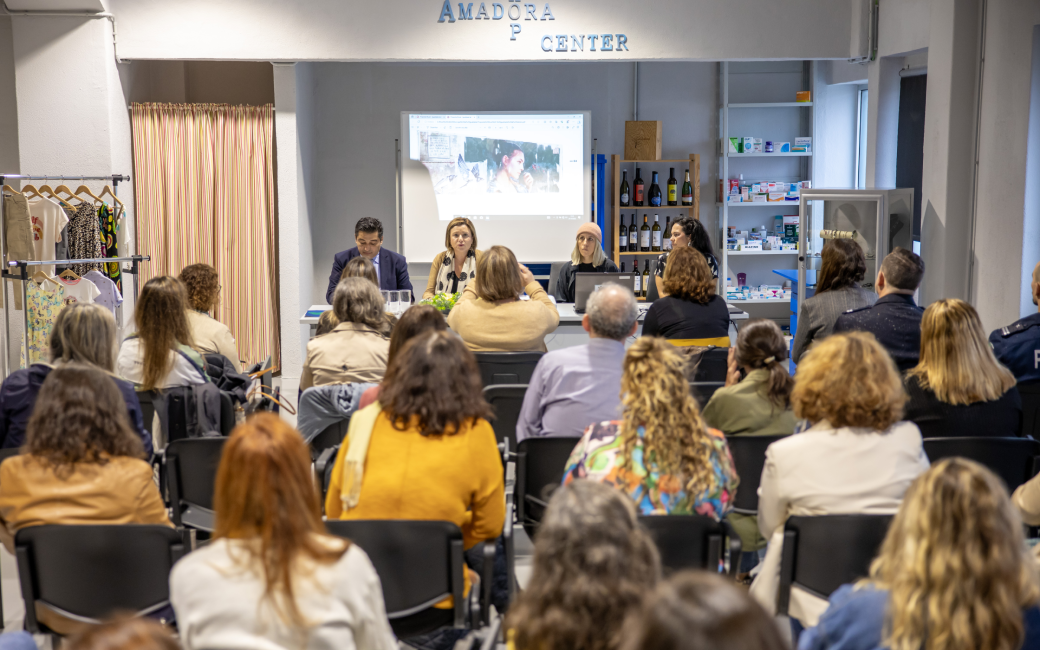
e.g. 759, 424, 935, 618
749, 332, 929, 630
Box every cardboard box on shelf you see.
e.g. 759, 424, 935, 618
625, 121, 663, 160
796, 91, 811, 103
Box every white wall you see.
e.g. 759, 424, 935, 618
303, 60, 717, 305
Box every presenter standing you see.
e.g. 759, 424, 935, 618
553, 223, 619, 303
423, 217, 484, 300
325, 217, 413, 304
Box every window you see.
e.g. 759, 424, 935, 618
855, 86, 869, 189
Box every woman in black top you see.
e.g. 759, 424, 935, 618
653, 216, 718, 300
642, 246, 729, 342
554, 223, 618, 303
904, 298, 1022, 438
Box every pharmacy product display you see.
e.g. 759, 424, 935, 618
726, 217, 799, 252
720, 177, 812, 204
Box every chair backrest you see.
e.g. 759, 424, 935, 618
325, 520, 464, 622
15, 524, 186, 633
778, 514, 893, 616
689, 381, 724, 408
136, 390, 158, 440
1020, 381, 1040, 438
692, 347, 729, 382
639, 515, 723, 574
219, 391, 235, 436
548, 262, 567, 298
725, 434, 790, 513
309, 418, 350, 460
483, 384, 528, 451
164, 438, 226, 523
474, 352, 544, 387
516, 437, 580, 537
923, 436, 1040, 493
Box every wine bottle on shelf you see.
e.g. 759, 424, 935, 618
618, 217, 628, 252
633, 261, 642, 295
649, 171, 662, 207
663, 216, 672, 251
667, 168, 677, 206
620, 261, 626, 272
619, 171, 630, 207
634, 168, 645, 206
640, 215, 651, 252
642, 260, 651, 298
681, 169, 694, 206
628, 215, 639, 252
652, 215, 662, 252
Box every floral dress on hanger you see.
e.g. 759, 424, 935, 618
21, 278, 65, 366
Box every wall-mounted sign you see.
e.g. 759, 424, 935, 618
437, 1, 629, 53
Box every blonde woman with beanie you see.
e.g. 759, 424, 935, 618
553, 222, 619, 303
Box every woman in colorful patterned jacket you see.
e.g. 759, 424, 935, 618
562, 336, 739, 520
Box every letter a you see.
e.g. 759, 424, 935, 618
541, 3, 555, 20
438, 0, 456, 22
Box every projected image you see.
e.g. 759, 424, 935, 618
418, 134, 561, 195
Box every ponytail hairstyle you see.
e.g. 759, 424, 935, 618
734, 319, 793, 411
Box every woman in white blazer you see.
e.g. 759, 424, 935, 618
749, 331, 929, 630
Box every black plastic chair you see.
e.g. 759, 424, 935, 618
483, 384, 528, 452
639, 515, 742, 577
15, 524, 186, 635
164, 438, 227, 532
315, 444, 340, 509
309, 418, 350, 461
923, 436, 1040, 493
691, 347, 729, 382
777, 514, 893, 616
218, 391, 235, 435
689, 381, 724, 408
1020, 381, 1040, 438
136, 389, 158, 439
325, 519, 490, 637
725, 435, 790, 514
516, 437, 580, 539
474, 352, 544, 386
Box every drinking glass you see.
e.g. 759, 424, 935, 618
389, 291, 401, 315
399, 290, 411, 312
381, 290, 390, 312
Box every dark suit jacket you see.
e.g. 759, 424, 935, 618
832, 293, 923, 373
326, 247, 414, 304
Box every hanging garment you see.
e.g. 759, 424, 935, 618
27, 196, 69, 278
98, 204, 122, 292
66, 202, 104, 275
3, 192, 35, 310
54, 223, 70, 272
83, 270, 122, 318
54, 275, 100, 307
24, 278, 65, 365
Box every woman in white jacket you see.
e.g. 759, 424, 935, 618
749, 331, 929, 630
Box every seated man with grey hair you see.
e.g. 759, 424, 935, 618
516, 283, 638, 443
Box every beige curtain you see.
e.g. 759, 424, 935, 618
131, 103, 279, 369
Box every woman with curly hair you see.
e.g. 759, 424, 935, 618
179, 263, 242, 372
801, 458, 1040, 650
641, 246, 729, 345
562, 336, 738, 520
509, 480, 660, 650
750, 332, 929, 631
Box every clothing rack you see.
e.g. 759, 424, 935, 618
0, 174, 138, 378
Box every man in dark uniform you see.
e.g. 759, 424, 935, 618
990, 261, 1040, 383
833, 247, 925, 373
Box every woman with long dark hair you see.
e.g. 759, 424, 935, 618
653, 216, 719, 299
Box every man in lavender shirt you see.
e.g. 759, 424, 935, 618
516, 284, 638, 443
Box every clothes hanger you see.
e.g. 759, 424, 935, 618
53, 185, 82, 204
98, 185, 124, 210
74, 184, 104, 205
20, 184, 43, 200
37, 184, 75, 209
32, 270, 59, 288
59, 268, 80, 282
1, 185, 24, 197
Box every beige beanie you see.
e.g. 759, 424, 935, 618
576, 222, 603, 242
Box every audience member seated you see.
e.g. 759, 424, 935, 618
301, 277, 390, 390
800, 458, 1040, 650
447, 245, 560, 352
341, 255, 379, 287
171, 413, 396, 650
1013, 457, 1040, 527
750, 332, 929, 628
622, 571, 788, 650
791, 239, 876, 363
991, 260, 1040, 383
0, 303, 151, 455
508, 480, 660, 650
65, 616, 180, 650
357, 304, 448, 409
562, 337, 738, 519
0, 364, 170, 554
833, 247, 925, 372
117, 276, 210, 390
553, 223, 618, 303
641, 246, 729, 345
178, 263, 242, 372
326, 216, 413, 303
315, 310, 340, 337
425, 217, 483, 300
517, 284, 637, 444
325, 331, 504, 613
905, 298, 1021, 438
703, 319, 796, 436
653, 216, 719, 298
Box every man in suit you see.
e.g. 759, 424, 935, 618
833, 247, 925, 373
990, 261, 1040, 383
325, 217, 413, 303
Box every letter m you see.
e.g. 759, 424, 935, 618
458, 3, 474, 19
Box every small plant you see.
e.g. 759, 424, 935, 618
421, 291, 461, 312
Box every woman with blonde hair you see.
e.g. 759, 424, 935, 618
424, 217, 484, 300
801, 458, 1040, 650
509, 480, 660, 650
447, 245, 559, 351
562, 337, 738, 519
553, 223, 618, 303
904, 298, 1021, 438
179, 263, 242, 372
170, 413, 396, 650
750, 332, 929, 631
117, 276, 209, 390
340, 255, 379, 287
641, 247, 729, 345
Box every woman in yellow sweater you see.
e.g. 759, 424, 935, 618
447, 245, 559, 352
325, 330, 505, 609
